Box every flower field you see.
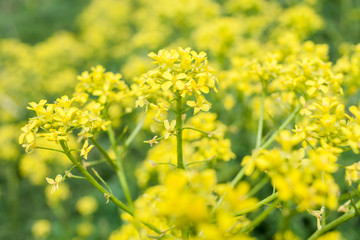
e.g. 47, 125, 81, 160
2, 0, 360, 239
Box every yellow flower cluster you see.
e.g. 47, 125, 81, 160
242, 142, 339, 210
137, 112, 235, 187
9, 0, 360, 237
118, 170, 257, 239
137, 47, 218, 116
345, 162, 360, 186
74, 65, 130, 105
334, 43, 360, 95
19, 95, 107, 153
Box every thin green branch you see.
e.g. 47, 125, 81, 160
37, 146, 64, 153
176, 93, 184, 169
239, 199, 280, 233
90, 137, 118, 170
260, 104, 302, 149
255, 90, 266, 149
84, 159, 106, 167
64, 164, 79, 178
307, 210, 357, 240
116, 126, 128, 144
185, 156, 215, 167
59, 140, 177, 239
348, 192, 360, 215
151, 161, 177, 167
231, 167, 245, 188
103, 107, 134, 211
125, 113, 146, 147
67, 174, 86, 180
234, 192, 278, 216
91, 168, 113, 194
350, 185, 360, 200
231, 104, 302, 188
115, 153, 134, 211
182, 127, 212, 137
69, 149, 81, 154
59, 140, 133, 215
246, 176, 269, 198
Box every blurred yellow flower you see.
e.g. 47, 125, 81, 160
32, 219, 51, 239
164, 120, 176, 139
76, 196, 98, 216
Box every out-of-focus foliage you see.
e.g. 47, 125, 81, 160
2, 0, 360, 239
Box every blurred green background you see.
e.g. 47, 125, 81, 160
1, 0, 360, 239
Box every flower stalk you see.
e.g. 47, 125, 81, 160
176, 94, 185, 169
59, 140, 133, 215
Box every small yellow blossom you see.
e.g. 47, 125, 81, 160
186, 96, 211, 115
32, 219, 51, 238
76, 221, 94, 237
76, 196, 98, 216
104, 193, 110, 204
46, 174, 63, 193
317, 231, 344, 240
164, 120, 176, 139
144, 135, 159, 147
345, 162, 360, 185
308, 207, 325, 230
45, 183, 70, 207
80, 140, 94, 160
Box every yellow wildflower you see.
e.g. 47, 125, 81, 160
32, 219, 51, 238
144, 135, 159, 147
76, 196, 98, 216
164, 120, 176, 139
80, 140, 94, 160
46, 174, 63, 194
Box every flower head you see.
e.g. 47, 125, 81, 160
80, 140, 94, 160
46, 174, 63, 193
164, 120, 176, 139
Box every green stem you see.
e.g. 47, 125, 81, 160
307, 210, 357, 240
116, 158, 134, 211
176, 94, 184, 169
182, 127, 212, 137
239, 199, 280, 233
260, 104, 302, 149
246, 176, 269, 198
255, 90, 266, 149
60, 140, 176, 238
91, 168, 113, 194
213, 166, 246, 214
103, 109, 134, 211
114, 113, 146, 210
182, 228, 189, 240
124, 113, 146, 147
231, 166, 245, 188
59, 140, 133, 215
231, 104, 302, 188
90, 137, 118, 170
64, 164, 79, 178
350, 185, 360, 200
152, 162, 178, 167
67, 175, 86, 180
321, 207, 326, 229
234, 192, 278, 216
186, 157, 214, 167
37, 146, 64, 153
83, 159, 106, 167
